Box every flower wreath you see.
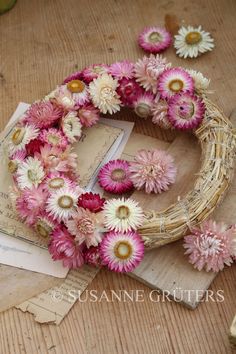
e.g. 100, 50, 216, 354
7, 55, 236, 273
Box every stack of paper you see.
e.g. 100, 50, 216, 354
0, 103, 134, 324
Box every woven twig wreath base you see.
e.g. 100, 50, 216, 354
138, 98, 236, 249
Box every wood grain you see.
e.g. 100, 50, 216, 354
0, 0, 236, 353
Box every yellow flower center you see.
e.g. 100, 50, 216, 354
148, 31, 162, 43
58, 195, 74, 209
111, 168, 126, 182
48, 134, 60, 145
49, 177, 65, 189
114, 241, 132, 260
27, 169, 38, 182
116, 205, 130, 220
168, 79, 184, 93
36, 222, 51, 238
8, 160, 17, 174
185, 31, 202, 45
12, 127, 25, 145
67, 80, 85, 93
135, 103, 151, 118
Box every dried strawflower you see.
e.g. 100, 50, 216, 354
129, 149, 176, 194
24, 101, 63, 129
109, 60, 134, 79
138, 26, 172, 53
158, 67, 194, 99
17, 157, 45, 189
78, 192, 105, 213
133, 92, 154, 118
100, 230, 144, 272
184, 220, 234, 272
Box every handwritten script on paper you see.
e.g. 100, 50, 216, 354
0, 120, 122, 248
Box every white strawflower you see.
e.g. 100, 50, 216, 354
62, 112, 82, 143
17, 157, 45, 189
174, 26, 214, 58
89, 73, 121, 114
186, 69, 210, 94
9, 125, 39, 155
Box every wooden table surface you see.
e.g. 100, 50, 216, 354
0, 0, 236, 353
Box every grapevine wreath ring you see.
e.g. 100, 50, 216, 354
7, 55, 236, 273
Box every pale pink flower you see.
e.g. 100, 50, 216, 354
66, 208, 104, 248
129, 149, 177, 194
158, 67, 194, 99
39, 128, 68, 150
134, 54, 171, 94
184, 220, 235, 272
24, 101, 63, 129
109, 60, 134, 79
151, 95, 172, 129
133, 92, 154, 118
49, 227, 84, 269
78, 104, 100, 127
83, 63, 109, 83
16, 185, 48, 226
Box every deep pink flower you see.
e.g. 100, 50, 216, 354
184, 220, 235, 272
84, 246, 102, 267
49, 227, 84, 269
78, 192, 105, 213
129, 149, 177, 194
24, 101, 63, 129
100, 230, 144, 272
26, 139, 43, 156
117, 78, 143, 106
138, 26, 172, 54
158, 67, 194, 99
16, 185, 48, 226
109, 60, 134, 79
167, 92, 205, 130
98, 159, 133, 194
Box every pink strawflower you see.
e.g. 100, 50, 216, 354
26, 139, 43, 156
151, 95, 172, 129
24, 101, 63, 129
98, 159, 133, 194
63, 70, 83, 84
36, 145, 79, 180
53, 82, 89, 109
168, 93, 205, 130
78, 192, 105, 213
39, 128, 68, 150
133, 92, 154, 118
129, 149, 177, 194
109, 60, 134, 79
84, 246, 102, 267
158, 67, 194, 99
66, 208, 104, 248
44, 172, 74, 191
34, 213, 58, 238
78, 104, 100, 127
49, 227, 84, 269
82, 63, 109, 83
184, 220, 235, 272
138, 26, 172, 53
134, 54, 171, 94
100, 230, 144, 272
117, 78, 143, 106
16, 185, 48, 226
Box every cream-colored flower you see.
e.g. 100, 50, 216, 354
186, 69, 210, 95
89, 73, 121, 114
103, 197, 144, 232
62, 112, 82, 143
174, 26, 214, 58
17, 157, 45, 189
9, 124, 39, 155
